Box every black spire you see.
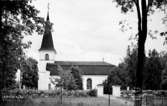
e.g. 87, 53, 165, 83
39, 4, 56, 53
46, 4, 50, 21
46, 11, 50, 21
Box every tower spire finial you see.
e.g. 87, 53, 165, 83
46, 3, 50, 21
48, 3, 50, 12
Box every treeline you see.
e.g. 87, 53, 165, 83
104, 46, 167, 91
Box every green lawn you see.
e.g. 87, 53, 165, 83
2, 96, 132, 106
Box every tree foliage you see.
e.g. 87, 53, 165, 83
0, 0, 44, 89
114, 0, 167, 94
0, 0, 44, 100
124, 46, 138, 88
143, 49, 163, 90
22, 57, 38, 89
70, 66, 83, 90
50, 65, 83, 90
161, 59, 167, 89
104, 46, 138, 91
58, 66, 77, 90
105, 45, 167, 91
103, 67, 122, 94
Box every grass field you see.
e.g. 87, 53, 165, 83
1, 96, 132, 106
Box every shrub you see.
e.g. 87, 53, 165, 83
87, 89, 97, 97
73, 90, 88, 97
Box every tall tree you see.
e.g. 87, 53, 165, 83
114, 0, 167, 98
0, 0, 44, 101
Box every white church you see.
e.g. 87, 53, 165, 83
37, 10, 115, 91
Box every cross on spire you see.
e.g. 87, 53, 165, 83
102, 57, 105, 62
48, 3, 50, 12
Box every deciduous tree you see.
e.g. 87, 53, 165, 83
0, 0, 44, 101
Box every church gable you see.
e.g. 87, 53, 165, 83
46, 61, 115, 76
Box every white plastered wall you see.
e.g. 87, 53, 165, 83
82, 75, 107, 90
38, 50, 56, 90
39, 50, 56, 61
112, 85, 121, 97
97, 85, 104, 96
38, 71, 50, 90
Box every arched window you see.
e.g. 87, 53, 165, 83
87, 78, 92, 90
45, 54, 49, 60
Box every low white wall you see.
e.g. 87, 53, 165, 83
38, 71, 50, 90
97, 85, 104, 96
82, 75, 107, 90
15, 69, 20, 82
112, 85, 121, 97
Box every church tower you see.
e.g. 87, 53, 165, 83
38, 4, 56, 90
39, 7, 56, 62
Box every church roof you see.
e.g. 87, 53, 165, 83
54, 61, 112, 66
46, 61, 115, 75
39, 11, 56, 52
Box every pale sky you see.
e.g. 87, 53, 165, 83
24, 0, 167, 65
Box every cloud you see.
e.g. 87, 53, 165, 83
26, 0, 166, 66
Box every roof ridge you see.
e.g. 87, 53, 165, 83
54, 60, 109, 62
53, 60, 113, 66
